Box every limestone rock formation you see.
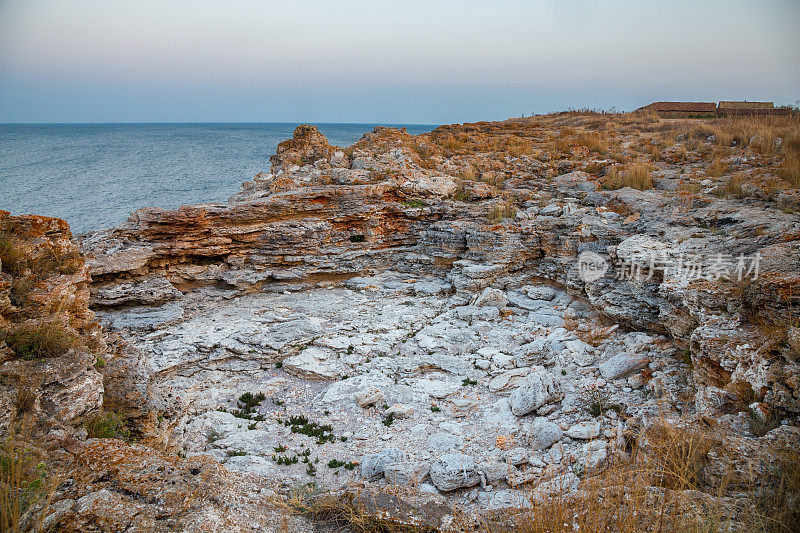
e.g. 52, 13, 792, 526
7, 114, 800, 530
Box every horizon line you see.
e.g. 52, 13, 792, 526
0, 120, 443, 126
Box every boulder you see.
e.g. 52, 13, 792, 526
473, 287, 508, 308
360, 448, 405, 481
427, 433, 463, 453
384, 403, 414, 418
599, 352, 649, 380
384, 461, 430, 486
510, 368, 563, 416
354, 387, 385, 407
399, 175, 457, 198
283, 347, 343, 380
487, 489, 533, 510
429, 454, 481, 491
525, 418, 563, 450
566, 421, 601, 440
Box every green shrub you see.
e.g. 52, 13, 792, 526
87, 412, 130, 440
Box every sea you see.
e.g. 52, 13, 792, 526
0, 123, 436, 234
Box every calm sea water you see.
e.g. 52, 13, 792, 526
0, 123, 436, 234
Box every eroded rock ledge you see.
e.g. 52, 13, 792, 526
3, 114, 799, 531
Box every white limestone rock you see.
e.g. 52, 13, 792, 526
510, 367, 563, 416
599, 352, 649, 380
384, 461, 430, 486
354, 386, 385, 407
566, 421, 602, 440
429, 454, 481, 491
360, 448, 405, 481
524, 417, 563, 450
473, 287, 508, 308
282, 346, 344, 380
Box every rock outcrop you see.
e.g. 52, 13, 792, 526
7, 114, 799, 530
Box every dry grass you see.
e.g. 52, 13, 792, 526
0, 234, 26, 277
480, 418, 799, 533
677, 180, 701, 195
457, 165, 477, 182
0, 422, 57, 533
779, 153, 800, 187
706, 158, 729, 178
281, 485, 438, 532
664, 115, 799, 153
487, 201, 517, 223
2, 321, 76, 359
601, 161, 654, 190
563, 316, 615, 346
575, 132, 611, 154
551, 130, 613, 155
269, 410, 800, 533
714, 173, 747, 199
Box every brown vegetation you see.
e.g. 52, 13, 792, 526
601, 161, 654, 190
1, 320, 76, 359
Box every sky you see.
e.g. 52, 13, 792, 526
0, 0, 798, 124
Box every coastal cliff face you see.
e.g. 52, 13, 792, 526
4, 113, 799, 531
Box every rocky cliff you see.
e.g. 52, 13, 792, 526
4, 113, 799, 531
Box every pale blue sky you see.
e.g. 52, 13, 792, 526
1, 0, 798, 123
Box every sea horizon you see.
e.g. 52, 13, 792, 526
0, 122, 437, 233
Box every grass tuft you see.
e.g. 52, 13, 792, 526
601, 161, 654, 190
2, 322, 75, 360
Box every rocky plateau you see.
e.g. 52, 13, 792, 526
2, 112, 799, 531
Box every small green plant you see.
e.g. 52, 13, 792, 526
327, 459, 346, 469
382, 413, 395, 427
207, 428, 224, 443
226, 450, 247, 457
231, 392, 267, 420
462, 378, 478, 386
94, 356, 106, 370
248, 422, 258, 430
280, 416, 337, 444
681, 348, 693, 367
343, 461, 356, 471
580, 387, 615, 418
273, 445, 288, 453
306, 462, 317, 476
87, 412, 130, 440
402, 199, 425, 208
275, 361, 283, 368
274, 454, 299, 466
430, 404, 441, 412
